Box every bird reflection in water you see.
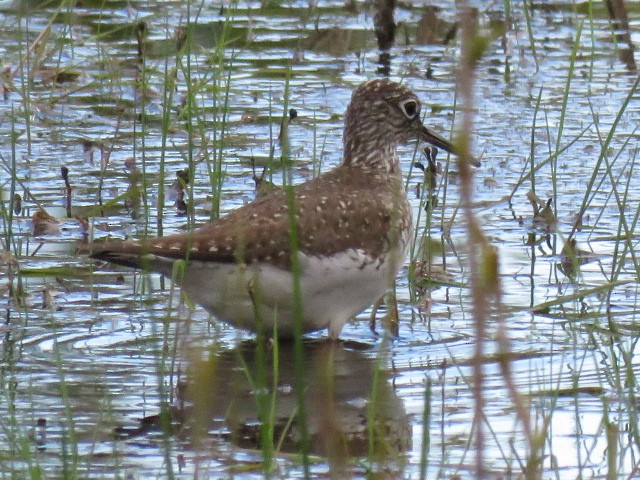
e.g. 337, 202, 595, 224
115, 339, 410, 474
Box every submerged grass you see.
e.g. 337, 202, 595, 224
0, 113, 19, 256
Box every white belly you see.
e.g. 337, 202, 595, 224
165, 247, 406, 338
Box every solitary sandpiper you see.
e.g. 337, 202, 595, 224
88, 79, 459, 339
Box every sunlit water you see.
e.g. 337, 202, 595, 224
1, 0, 639, 478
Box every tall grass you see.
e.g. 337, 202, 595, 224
456, 7, 490, 478
281, 73, 312, 477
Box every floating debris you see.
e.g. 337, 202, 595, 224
32, 209, 61, 237
13, 193, 21, 215
527, 190, 557, 231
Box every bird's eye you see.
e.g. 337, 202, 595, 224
401, 99, 419, 119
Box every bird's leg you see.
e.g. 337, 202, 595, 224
369, 297, 382, 335
381, 287, 400, 337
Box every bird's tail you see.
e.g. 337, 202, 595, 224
80, 241, 147, 270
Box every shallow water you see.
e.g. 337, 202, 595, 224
1, 0, 640, 478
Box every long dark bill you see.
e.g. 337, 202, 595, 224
419, 125, 481, 167
420, 125, 455, 153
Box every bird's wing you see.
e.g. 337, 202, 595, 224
86, 167, 397, 271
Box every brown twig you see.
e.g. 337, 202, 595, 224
456, 6, 487, 479
61, 166, 72, 217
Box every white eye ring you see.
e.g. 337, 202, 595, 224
400, 99, 420, 119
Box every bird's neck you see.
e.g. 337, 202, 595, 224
342, 135, 401, 174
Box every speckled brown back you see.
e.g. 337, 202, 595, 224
89, 163, 411, 270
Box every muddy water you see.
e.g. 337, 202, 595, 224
1, 1, 639, 478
